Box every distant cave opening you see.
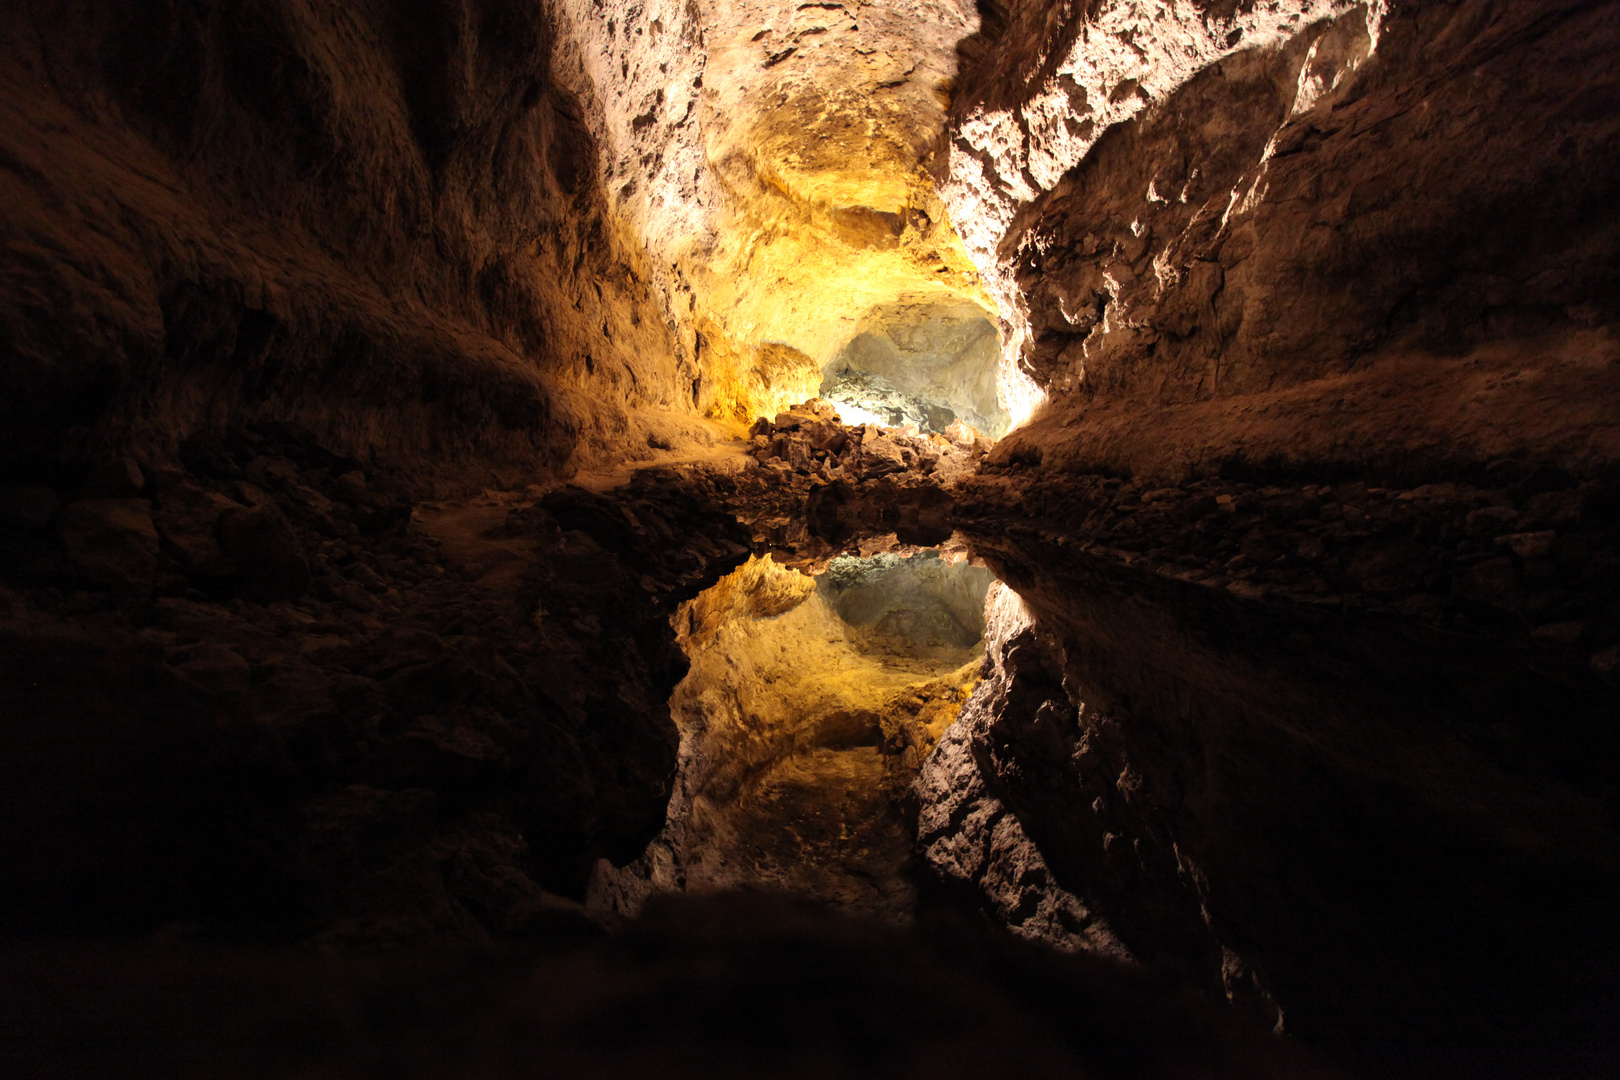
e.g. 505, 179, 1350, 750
819, 301, 1011, 440
588, 549, 996, 923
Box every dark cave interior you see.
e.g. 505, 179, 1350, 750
2, 1, 1620, 1078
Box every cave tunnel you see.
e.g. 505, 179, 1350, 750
2, 1, 1620, 1078
822, 300, 1010, 437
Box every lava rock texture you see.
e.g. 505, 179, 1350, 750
914, 2, 1620, 1074
3, 1, 1620, 1078
0, 0, 708, 487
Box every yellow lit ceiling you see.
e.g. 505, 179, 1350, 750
672, 0, 996, 425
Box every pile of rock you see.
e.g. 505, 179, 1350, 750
714, 401, 996, 566
746, 398, 992, 486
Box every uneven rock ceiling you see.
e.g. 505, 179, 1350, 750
553, 0, 994, 426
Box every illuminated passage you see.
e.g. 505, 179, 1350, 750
589, 550, 995, 921
821, 301, 1009, 438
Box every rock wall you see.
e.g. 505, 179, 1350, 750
916, 583, 1135, 960
824, 299, 1009, 436
0, 424, 753, 940
549, 0, 998, 425
939, 0, 1370, 425
916, 2, 1620, 1073
0, 0, 709, 492
589, 553, 983, 924
943, 0, 1620, 481
931, 514, 1620, 1071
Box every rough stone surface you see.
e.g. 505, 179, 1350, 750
923, 501, 1620, 1070
0, 0, 705, 485
3, 2, 1620, 1078
823, 300, 1008, 436
54, 498, 160, 592
589, 552, 987, 924
218, 503, 310, 603
946, 0, 1620, 479
917, 584, 1133, 961
550, 0, 997, 424
0, 422, 750, 942
152, 482, 240, 578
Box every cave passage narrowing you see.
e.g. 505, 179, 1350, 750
588, 549, 996, 922
559, 0, 1013, 439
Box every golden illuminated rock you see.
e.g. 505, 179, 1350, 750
552, 0, 997, 427
590, 551, 990, 921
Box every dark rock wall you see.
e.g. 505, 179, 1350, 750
0, 0, 687, 489
0, 423, 752, 942
920, 1, 1620, 1073
931, 530, 1619, 1065
965, 0, 1620, 482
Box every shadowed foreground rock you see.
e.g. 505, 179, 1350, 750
0, 894, 1343, 1080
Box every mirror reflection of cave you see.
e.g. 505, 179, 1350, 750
591, 550, 995, 923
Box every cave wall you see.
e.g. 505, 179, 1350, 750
824, 300, 1009, 436
0, 0, 710, 491
920, 1, 1620, 1072
943, 0, 1620, 482
549, 0, 997, 425
590, 552, 985, 924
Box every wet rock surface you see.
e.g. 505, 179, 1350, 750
736, 398, 991, 562
588, 553, 985, 926
960, 463, 1620, 673
2, 0, 1619, 1077
0, 423, 749, 944
920, 491, 1620, 1075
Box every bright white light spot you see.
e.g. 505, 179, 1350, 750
828, 399, 890, 428
998, 329, 1047, 431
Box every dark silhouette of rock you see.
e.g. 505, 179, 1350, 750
153, 483, 240, 578
54, 498, 159, 592
218, 503, 310, 602
80, 457, 145, 498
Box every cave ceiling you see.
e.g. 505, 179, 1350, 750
553, 0, 996, 425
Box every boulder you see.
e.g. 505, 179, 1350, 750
330, 469, 368, 505
1496, 530, 1557, 560
170, 642, 254, 696
943, 419, 980, 449
218, 503, 310, 602
80, 457, 145, 498
154, 482, 242, 577
803, 420, 848, 455
857, 435, 907, 479
1454, 557, 1524, 612
54, 498, 159, 591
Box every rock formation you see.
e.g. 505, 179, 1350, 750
2, 1, 1618, 1078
